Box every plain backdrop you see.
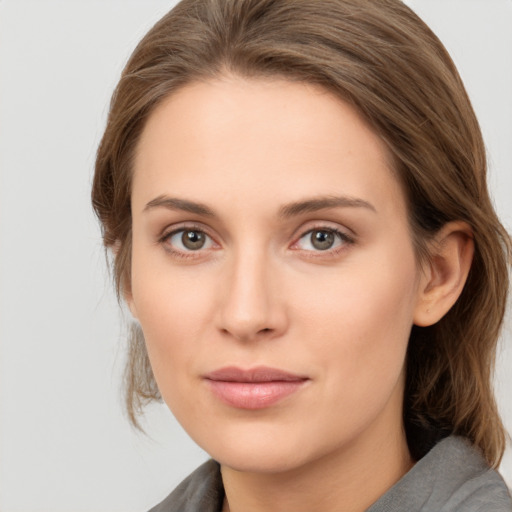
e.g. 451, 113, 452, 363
0, 1, 511, 511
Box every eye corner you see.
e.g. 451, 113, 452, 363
158, 224, 221, 260
290, 225, 355, 257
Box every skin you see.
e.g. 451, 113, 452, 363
127, 76, 473, 512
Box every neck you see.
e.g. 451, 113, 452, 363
221, 426, 413, 512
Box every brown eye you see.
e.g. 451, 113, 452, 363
165, 228, 214, 252
310, 230, 335, 250
294, 227, 352, 253
182, 230, 206, 250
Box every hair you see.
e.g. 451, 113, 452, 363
92, 0, 511, 466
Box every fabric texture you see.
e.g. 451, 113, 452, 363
148, 436, 512, 512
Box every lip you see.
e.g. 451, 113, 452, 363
203, 366, 309, 410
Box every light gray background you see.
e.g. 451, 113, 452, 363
0, 1, 511, 511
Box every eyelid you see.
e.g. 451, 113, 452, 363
158, 222, 221, 256
157, 221, 354, 258
159, 221, 211, 240
289, 222, 355, 253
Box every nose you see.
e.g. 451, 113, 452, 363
215, 247, 288, 342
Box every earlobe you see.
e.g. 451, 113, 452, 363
413, 221, 474, 327
124, 291, 138, 320
112, 239, 138, 319
111, 240, 121, 256
127, 300, 138, 320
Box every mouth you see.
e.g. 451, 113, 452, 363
203, 366, 310, 410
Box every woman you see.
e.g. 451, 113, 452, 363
92, 0, 512, 510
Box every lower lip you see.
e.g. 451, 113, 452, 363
205, 380, 307, 409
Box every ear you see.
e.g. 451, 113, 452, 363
111, 239, 122, 256
413, 221, 474, 327
124, 290, 139, 320
111, 240, 138, 320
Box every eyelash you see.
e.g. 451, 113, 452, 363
157, 224, 215, 260
292, 226, 355, 259
158, 224, 355, 259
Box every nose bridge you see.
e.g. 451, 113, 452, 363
217, 242, 284, 341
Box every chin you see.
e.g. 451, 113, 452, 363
189, 420, 342, 475
214, 445, 313, 475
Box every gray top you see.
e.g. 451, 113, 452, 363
148, 437, 512, 512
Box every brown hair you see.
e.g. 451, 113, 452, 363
92, 0, 511, 465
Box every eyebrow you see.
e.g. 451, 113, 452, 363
278, 195, 376, 218
143, 194, 376, 217
144, 196, 215, 216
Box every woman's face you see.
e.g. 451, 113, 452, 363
128, 76, 427, 473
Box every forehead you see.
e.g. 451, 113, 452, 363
132, 76, 405, 219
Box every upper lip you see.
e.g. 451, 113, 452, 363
204, 366, 309, 383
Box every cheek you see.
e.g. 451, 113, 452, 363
129, 247, 218, 387
295, 243, 419, 390
130, 219, 421, 434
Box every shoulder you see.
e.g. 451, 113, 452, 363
368, 436, 512, 512
147, 459, 223, 512
429, 437, 512, 511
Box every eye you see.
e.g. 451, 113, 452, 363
165, 228, 215, 252
295, 228, 351, 252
